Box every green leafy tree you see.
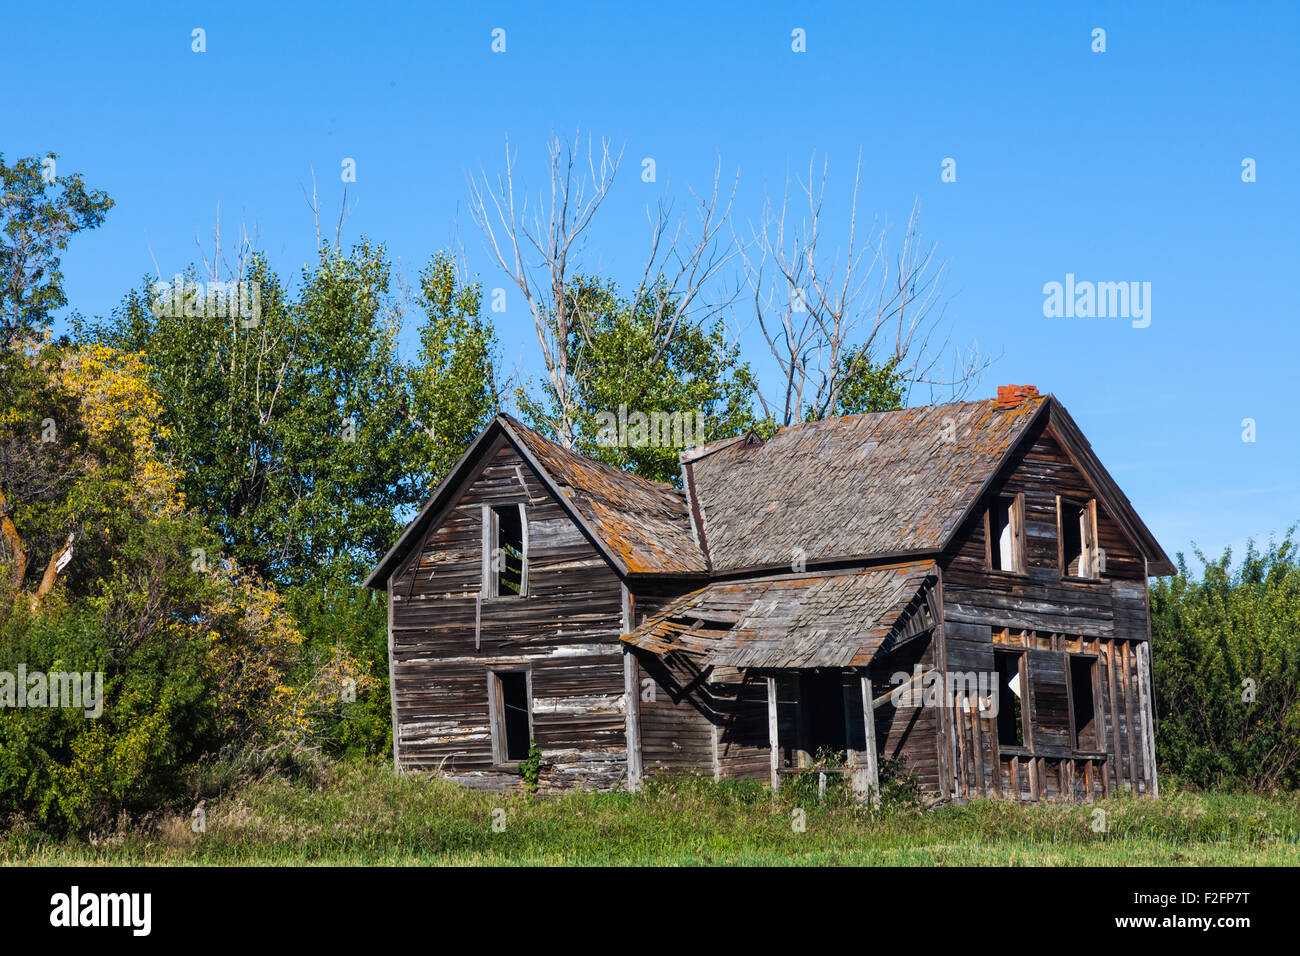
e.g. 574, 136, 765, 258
0, 343, 371, 832
0, 153, 113, 348
76, 242, 422, 587
283, 583, 392, 758
0, 340, 86, 594
75, 246, 500, 767
407, 253, 501, 487
519, 277, 761, 485
804, 347, 905, 421
1150, 531, 1300, 792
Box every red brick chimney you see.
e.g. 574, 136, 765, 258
996, 384, 1039, 408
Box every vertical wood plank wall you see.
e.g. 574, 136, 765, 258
869, 634, 945, 795
939, 421, 1158, 801
388, 438, 628, 792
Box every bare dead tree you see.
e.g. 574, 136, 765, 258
300, 164, 357, 255
194, 199, 259, 285
466, 131, 738, 447
634, 156, 740, 364
737, 151, 991, 426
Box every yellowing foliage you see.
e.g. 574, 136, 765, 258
57, 343, 185, 515
205, 562, 375, 752
5, 341, 373, 763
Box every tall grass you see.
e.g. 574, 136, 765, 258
3, 759, 1297, 866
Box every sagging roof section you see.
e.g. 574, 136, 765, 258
683, 398, 1047, 573
622, 561, 939, 669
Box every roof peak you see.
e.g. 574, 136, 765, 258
497, 412, 687, 496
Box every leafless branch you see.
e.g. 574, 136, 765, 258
737, 151, 991, 424
466, 132, 738, 446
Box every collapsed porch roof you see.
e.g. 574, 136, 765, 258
621, 561, 939, 669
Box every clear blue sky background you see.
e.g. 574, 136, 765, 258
5, 1, 1297, 566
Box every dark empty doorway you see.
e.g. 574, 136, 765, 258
800, 670, 847, 761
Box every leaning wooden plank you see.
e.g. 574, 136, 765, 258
853, 668, 879, 801
954, 694, 968, 798
623, 650, 643, 791
1122, 641, 1140, 792
1106, 642, 1123, 782
970, 696, 986, 796
387, 576, 402, 771
1136, 641, 1158, 798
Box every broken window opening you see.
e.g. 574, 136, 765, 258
988, 495, 1024, 572
994, 650, 1026, 747
492, 670, 532, 762
484, 503, 527, 598
1069, 655, 1098, 750
1059, 498, 1096, 578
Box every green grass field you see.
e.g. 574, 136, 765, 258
2, 760, 1297, 866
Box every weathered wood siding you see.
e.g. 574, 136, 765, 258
629, 653, 788, 783
388, 436, 627, 792
713, 666, 773, 780
630, 650, 717, 777
870, 634, 945, 797
939, 420, 1156, 801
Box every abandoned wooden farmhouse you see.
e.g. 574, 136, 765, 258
364, 385, 1173, 804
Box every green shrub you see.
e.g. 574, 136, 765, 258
780, 747, 852, 807
283, 583, 391, 760
1150, 530, 1300, 792
0, 596, 214, 833
877, 756, 923, 811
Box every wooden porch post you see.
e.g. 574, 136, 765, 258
623, 649, 643, 791
767, 675, 780, 792
621, 585, 643, 792
851, 667, 879, 801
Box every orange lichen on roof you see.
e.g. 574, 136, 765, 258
502, 415, 708, 575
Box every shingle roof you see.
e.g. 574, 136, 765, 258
502, 415, 708, 575
683, 398, 1046, 572
367, 392, 1173, 590
622, 561, 938, 668
363, 413, 707, 589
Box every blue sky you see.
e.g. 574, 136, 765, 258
5, 1, 1297, 565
